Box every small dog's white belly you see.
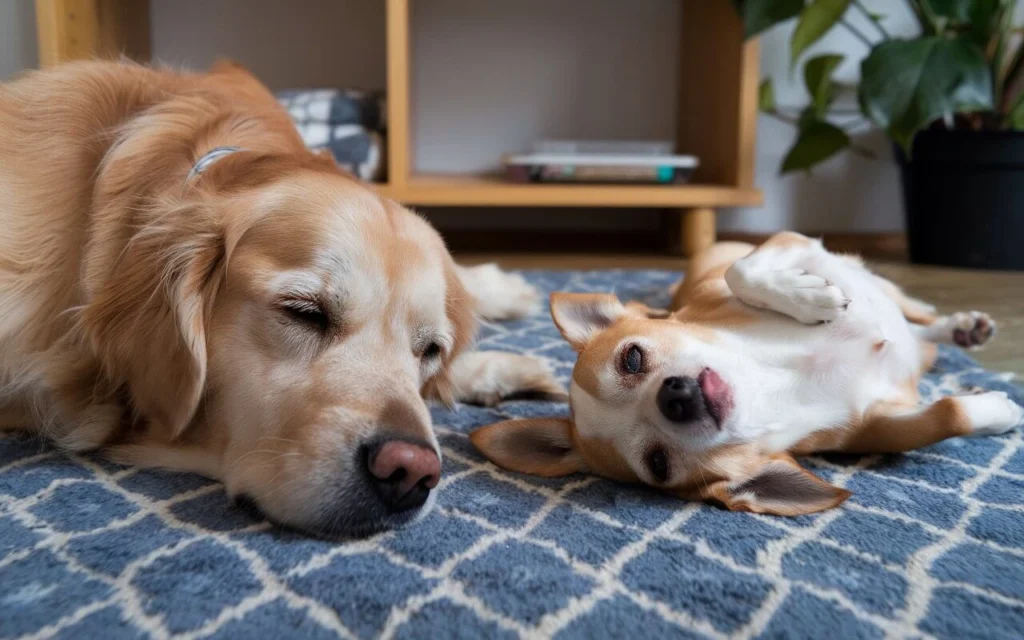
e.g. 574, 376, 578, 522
737, 337, 902, 452
727, 271, 920, 452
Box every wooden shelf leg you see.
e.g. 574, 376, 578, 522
678, 207, 716, 257
36, 0, 150, 67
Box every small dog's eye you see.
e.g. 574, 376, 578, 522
281, 300, 329, 331
622, 345, 644, 374
645, 446, 669, 483
422, 342, 442, 360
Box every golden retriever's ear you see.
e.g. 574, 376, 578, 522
470, 418, 585, 477
698, 453, 851, 516
424, 261, 478, 406
422, 375, 457, 408
83, 202, 223, 439
550, 292, 626, 352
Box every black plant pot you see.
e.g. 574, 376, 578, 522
896, 129, 1024, 270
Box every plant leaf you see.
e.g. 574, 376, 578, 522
803, 54, 844, 115
1008, 91, 1024, 129
732, 0, 806, 38
925, 0, 998, 24
797, 105, 819, 130
791, 0, 852, 65
781, 120, 851, 173
925, 0, 1001, 45
859, 37, 993, 152
759, 78, 777, 112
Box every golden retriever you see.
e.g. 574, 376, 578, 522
0, 60, 562, 536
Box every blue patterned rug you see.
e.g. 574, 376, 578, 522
2, 270, 1022, 639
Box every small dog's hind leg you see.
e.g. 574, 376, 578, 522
913, 311, 996, 350
821, 393, 1022, 454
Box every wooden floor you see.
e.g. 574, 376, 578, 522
456, 252, 1024, 377
872, 262, 1024, 376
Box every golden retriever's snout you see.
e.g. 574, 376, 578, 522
365, 440, 441, 512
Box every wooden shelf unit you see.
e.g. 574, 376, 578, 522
35, 0, 762, 256
375, 174, 762, 208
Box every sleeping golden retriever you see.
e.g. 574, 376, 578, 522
0, 60, 562, 536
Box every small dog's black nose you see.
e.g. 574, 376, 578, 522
657, 376, 703, 423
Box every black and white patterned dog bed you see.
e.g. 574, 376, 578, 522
277, 88, 386, 182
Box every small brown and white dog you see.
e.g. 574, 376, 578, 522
472, 232, 1023, 516
0, 60, 561, 536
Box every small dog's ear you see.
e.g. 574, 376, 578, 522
471, 417, 585, 477
550, 292, 626, 351
698, 453, 850, 516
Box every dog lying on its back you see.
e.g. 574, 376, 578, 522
0, 60, 563, 537
473, 233, 1023, 515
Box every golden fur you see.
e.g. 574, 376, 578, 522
0, 60, 525, 536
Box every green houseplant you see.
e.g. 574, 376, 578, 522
734, 0, 1024, 270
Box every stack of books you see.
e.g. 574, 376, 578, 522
503, 140, 699, 185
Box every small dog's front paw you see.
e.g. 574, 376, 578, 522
762, 269, 850, 324
457, 264, 541, 321
948, 311, 996, 349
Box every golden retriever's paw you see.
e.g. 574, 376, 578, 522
448, 351, 567, 406
55, 403, 121, 452
456, 263, 541, 320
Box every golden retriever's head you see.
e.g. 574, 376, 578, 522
471, 292, 850, 517
87, 157, 473, 536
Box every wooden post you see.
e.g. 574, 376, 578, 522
670, 2, 758, 256
36, 0, 149, 67
679, 207, 716, 257
676, 0, 758, 187
386, 0, 412, 189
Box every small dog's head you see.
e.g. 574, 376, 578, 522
471, 292, 850, 516
89, 160, 473, 536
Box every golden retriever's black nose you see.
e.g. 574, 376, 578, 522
657, 376, 704, 423
366, 440, 440, 512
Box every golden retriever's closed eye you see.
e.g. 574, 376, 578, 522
0, 60, 561, 537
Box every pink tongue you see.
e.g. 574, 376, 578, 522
697, 368, 732, 424
698, 368, 726, 402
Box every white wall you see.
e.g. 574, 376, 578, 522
149, 0, 386, 92
411, 0, 680, 174
732, 1, 918, 232
3, 0, 917, 233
